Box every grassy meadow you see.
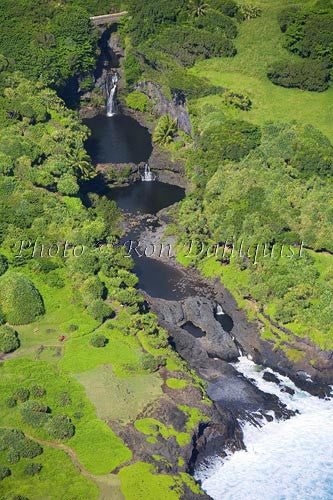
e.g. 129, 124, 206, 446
190, 0, 333, 140
0, 281, 204, 497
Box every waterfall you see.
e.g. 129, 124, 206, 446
141, 163, 156, 182
231, 335, 244, 357
106, 72, 118, 117
216, 304, 224, 315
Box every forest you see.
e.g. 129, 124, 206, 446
122, 0, 333, 349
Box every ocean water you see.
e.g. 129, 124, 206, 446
196, 357, 333, 500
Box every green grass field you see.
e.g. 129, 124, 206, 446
0, 359, 131, 475
58, 326, 143, 375
0, 445, 99, 500
9, 267, 99, 364
190, 0, 333, 141
74, 365, 163, 423
118, 462, 202, 500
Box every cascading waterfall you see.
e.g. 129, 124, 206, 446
141, 163, 156, 182
106, 71, 118, 117
216, 304, 224, 315
195, 356, 333, 500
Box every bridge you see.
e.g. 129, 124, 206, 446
90, 11, 127, 26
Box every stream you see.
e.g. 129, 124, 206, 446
82, 38, 333, 495
84, 110, 333, 500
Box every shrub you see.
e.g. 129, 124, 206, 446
124, 52, 143, 87
30, 385, 46, 398
164, 68, 222, 99
223, 90, 252, 110
189, 0, 210, 17
0, 325, 20, 353
125, 91, 149, 112
0, 272, 44, 324
128, 0, 184, 45
58, 392, 72, 407
210, 0, 238, 17
47, 271, 65, 288
315, 0, 333, 10
68, 324, 78, 332
15, 439, 43, 459
283, 11, 333, 65
140, 353, 159, 372
6, 397, 17, 408
199, 120, 261, 162
90, 334, 108, 348
0, 254, 8, 276
20, 401, 49, 428
277, 7, 301, 32
193, 11, 238, 38
0, 430, 42, 461
80, 75, 94, 92
28, 168, 55, 189
7, 449, 20, 464
31, 259, 59, 274
153, 115, 177, 145
267, 60, 330, 92
14, 388, 30, 403
45, 415, 75, 440
0, 429, 25, 450
144, 26, 236, 67
87, 300, 113, 322
238, 3, 262, 21
0, 466, 11, 480
116, 288, 143, 309
80, 276, 105, 305
57, 174, 79, 196
69, 252, 100, 276
0, 153, 14, 176
24, 463, 42, 476
291, 125, 333, 178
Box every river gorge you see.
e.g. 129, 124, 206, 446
79, 27, 333, 500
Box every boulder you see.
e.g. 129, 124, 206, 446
149, 295, 239, 363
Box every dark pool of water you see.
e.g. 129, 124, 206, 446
111, 181, 185, 214
216, 313, 234, 332
125, 221, 213, 301
83, 114, 152, 164
182, 322, 206, 338
132, 254, 207, 300
82, 111, 230, 315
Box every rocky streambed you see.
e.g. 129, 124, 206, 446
124, 211, 299, 426
84, 170, 332, 489
128, 208, 333, 394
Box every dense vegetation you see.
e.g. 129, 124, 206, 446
267, 2, 333, 90
120, 0, 333, 353
122, 0, 240, 95
0, 1, 215, 499
167, 3, 333, 351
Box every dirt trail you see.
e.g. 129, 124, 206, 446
25, 433, 124, 500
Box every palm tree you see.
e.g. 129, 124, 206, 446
67, 148, 95, 179
153, 115, 178, 146
189, 0, 210, 17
